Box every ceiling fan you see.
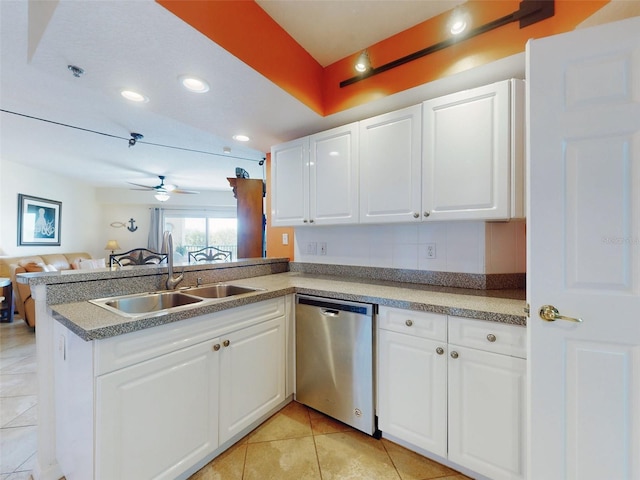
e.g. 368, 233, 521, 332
129, 175, 199, 202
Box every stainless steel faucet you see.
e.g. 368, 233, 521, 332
162, 231, 184, 290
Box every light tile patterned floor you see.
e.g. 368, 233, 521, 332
0, 320, 37, 480
0, 319, 471, 480
190, 401, 471, 480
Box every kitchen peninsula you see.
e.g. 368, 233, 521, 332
21, 258, 526, 480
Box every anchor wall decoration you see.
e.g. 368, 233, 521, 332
109, 218, 139, 232
127, 218, 138, 232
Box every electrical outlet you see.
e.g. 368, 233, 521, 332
319, 242, 327, 255
426, 243, 437, 259
282, 233, 289, 245
306, 242, 317, 255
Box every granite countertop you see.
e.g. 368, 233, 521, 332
50, 271, 527, 341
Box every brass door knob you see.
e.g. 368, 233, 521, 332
223, 340, 231, 347
539, 305, 582, 323
405, 319, 413, 327
436, 347, 444, 355
213, 344, 221, 351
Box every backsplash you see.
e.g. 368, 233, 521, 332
294, 221, 526, 275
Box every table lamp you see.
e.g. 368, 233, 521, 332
104, 240, 121, 255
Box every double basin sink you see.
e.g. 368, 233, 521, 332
90, 283, 263, 318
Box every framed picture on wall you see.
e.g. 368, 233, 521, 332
17, 194, 62, 246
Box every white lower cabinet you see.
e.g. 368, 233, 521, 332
447, 316, 527, 480
219, 316, 285, 443
96, 339, 220, 480
55, 297, 288, 480
377, 307, 527, 480
378, 328, 448, 456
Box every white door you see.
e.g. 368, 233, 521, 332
218, 316, 285, 443
270, 137, 309, 226
423, 81, 513, 221
378, 329, 447, 456
448, 344, 526, 480
359, 104, 422, 223
309, 122, 359, 225
96, 340, 219, 480
528, 17, 640, 480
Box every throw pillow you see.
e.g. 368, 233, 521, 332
78, 258, 106, 270
23, 262, 44, 273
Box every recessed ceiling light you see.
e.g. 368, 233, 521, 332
233, 134, 250, 142
223, 146, 232, 154
120, 90, 149, 103
179, 75, 210, 93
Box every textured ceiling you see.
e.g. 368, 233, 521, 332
1, 0, 632, 194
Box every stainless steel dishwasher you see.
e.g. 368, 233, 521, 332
295, 294, 379, 437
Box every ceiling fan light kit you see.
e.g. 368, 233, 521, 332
129, 175, 200, 203
154, 192, 170, 202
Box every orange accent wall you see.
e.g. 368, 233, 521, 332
159, 0, 607, 117
323, 0, 607, 114
158, 0, 325, 115
264, 153, 295, 260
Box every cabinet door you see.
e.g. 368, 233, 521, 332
271, 137, 309, 226
309, 122, 359, 225
219, 316, 285, 443
378, 329, 447, 456
360, 104, 423, 223
448, 344, 527, 480
96, 339, 220, 480
423, 80, 516, 221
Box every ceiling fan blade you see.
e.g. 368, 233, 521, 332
173, 188, 200, 195
128, 182, 155, 190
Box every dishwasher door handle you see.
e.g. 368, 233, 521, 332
321, 309, 340, 316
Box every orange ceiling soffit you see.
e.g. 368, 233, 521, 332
158, 0, 609, 118
322, 0, 608, 115
157, 0, 325, 115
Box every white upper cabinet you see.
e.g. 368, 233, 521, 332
271, 137, 309, 226
270, 79, 524, 227
359, 104, 422, 223
309, 123, 359, 225
270, 123, 359, 226
422, 79, 525, 221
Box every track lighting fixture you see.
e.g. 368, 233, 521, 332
340, 0, 555, 88
67, 65, 85, 78
354, 50, 371, 73
129, 132, 143, 147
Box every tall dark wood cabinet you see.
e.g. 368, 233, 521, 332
228, 177, 265, 259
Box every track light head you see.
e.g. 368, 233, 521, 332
354, 50, 371, 73
67, 65, 85, 78
129, 132, 144, 147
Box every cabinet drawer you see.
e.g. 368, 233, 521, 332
448, 316, 526, 358
378, 306, 446, 341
